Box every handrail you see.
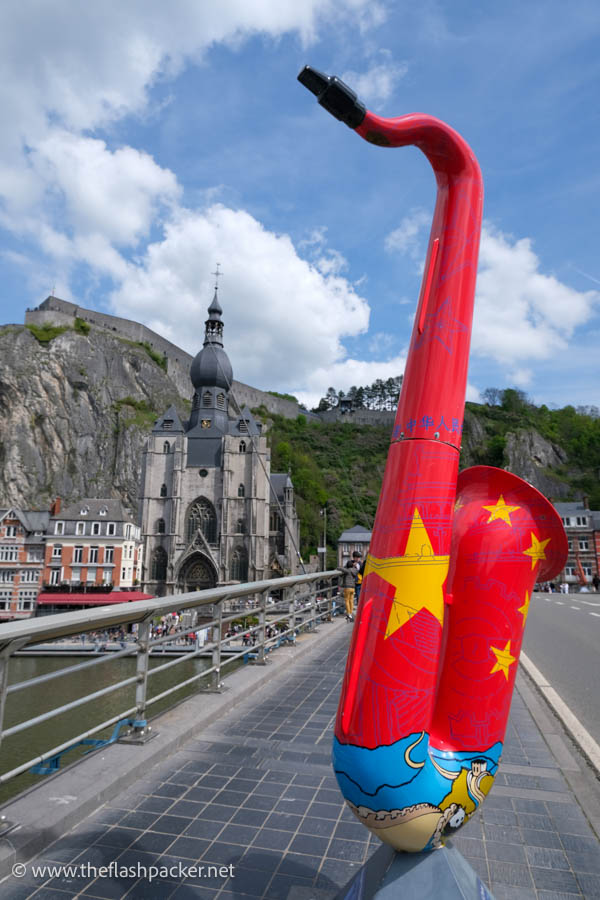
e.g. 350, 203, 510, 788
0, 570, 341, 649
0, 570, 343, 792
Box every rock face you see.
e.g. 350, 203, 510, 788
0, 326, 188, 510
504, 428, 571, 499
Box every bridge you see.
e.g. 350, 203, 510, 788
0, 575, 599, 898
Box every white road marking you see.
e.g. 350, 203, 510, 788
520, 652, 600, 775
571, 606, 580, 610
590, 612, 600, 618
556, 601, 564, 605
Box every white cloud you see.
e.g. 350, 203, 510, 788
341, 55, 408, 108
473, 225, 598, 370
110, 204, 371, 392
385, 213, 599, 377
384, 208, 431, 263
0, 0, 380, 267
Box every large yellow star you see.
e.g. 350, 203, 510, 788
483, 494, 520, 525
363, 508, 449, 640
518, 591, 530, 623
490, 640, 516, 680
523, 533, 551, 570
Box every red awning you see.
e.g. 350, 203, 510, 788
36, 592, 154, 606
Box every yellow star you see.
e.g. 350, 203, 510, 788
518, 591, 530, 623
523, 533, 551, 570
490, 640, 516, 680
482, 494, 521, 525
363, 508, 449, 640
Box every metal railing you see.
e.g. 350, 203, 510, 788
0, 571, 342, 790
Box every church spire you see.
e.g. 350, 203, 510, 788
204, 263, 224, 346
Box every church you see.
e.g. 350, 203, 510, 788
139, 289, 300, 596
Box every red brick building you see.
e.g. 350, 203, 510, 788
554, 500, 599, 587
0, 507, 49, 621
39, 498, 144, 612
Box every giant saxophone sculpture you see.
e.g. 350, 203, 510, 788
298, 67, 568, 853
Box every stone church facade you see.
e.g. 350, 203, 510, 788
139, 291, 300, 596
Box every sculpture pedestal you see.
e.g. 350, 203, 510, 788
337, 841, 495, 900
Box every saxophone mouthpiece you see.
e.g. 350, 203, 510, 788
297, 65, 366, 129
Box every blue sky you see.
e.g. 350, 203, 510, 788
1, 0, 599, 410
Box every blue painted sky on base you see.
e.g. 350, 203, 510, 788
0, 1, 599, 409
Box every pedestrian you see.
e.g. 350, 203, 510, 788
352, 551, 363, 605
593, 573, 600, 593
339, 559, 358, 621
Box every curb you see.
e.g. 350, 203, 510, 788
520, 651, 600, 777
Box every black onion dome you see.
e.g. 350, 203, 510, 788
189, 289, 233, 390
190, 344, 233, 390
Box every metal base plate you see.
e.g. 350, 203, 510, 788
117, 728, 158, 746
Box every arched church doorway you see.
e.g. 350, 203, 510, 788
177, 554, 217, 592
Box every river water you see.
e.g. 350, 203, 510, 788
0, 652, 214, 806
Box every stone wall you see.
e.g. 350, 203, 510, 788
26, 297, 309, 419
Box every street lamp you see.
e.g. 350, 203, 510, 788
319, 506, 327, 572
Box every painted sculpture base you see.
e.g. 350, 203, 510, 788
336, 841, 495, 900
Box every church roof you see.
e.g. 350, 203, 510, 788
270, 473, 293, 502
338, 525, 372, 542
152, 405, 184, 434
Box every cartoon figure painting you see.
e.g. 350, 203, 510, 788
298, 66, 568, 852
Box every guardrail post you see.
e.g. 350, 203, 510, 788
119, 617, 154, 744
256, 589, 268, 665
209, 601, 224, 692
287, 587, 296, 643
310, 581, 319, 633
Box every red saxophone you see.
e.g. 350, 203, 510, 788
299, 67, 568, 852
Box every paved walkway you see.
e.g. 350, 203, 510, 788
2, 628, 600, 899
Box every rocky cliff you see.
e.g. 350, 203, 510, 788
0, 325, 188, 511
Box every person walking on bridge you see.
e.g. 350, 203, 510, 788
339, 558, 358, 621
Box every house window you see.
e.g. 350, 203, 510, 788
17, 592, 36, 611
156, 518, 166, 534
125, 524, 132, 540
568, 540, 573, 550
239, 440, 246, 453
87, 568, 96, 582
102, 569, 113, 585
104, 547, 114, 563
270, 510, 281, 532
163, 441, 170, 453
76, 521, 85, 535
99, 507, 107, 516
0, 570, 15, 583
5, 526, 17, 537
92, 522, 101, 535
27, 548, 43, 562
80, 506, 89, 515
579, 539, 589, 551
49, 569, 60, 585
0, 546, 18, 561
576, 516, 588, 526
186, 498, 217, 544
160, 484, 167, 498
89, 547, 99, 564
71, 568, 81, 583
73, 546, 83, 564
51, 544, 62, 559
238, 484, 245, 498
583, 565, 592, 576
20, 569, 40, 583
107, 522, 116, 536
55, 521, 65, 535
230, 547, 248, 582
